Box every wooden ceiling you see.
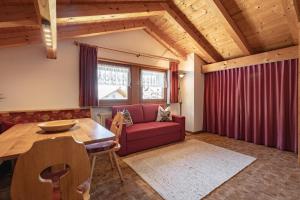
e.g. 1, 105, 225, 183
0, 0, 299, 63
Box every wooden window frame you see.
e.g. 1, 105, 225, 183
98, 61, 131, 107
139, 68, 167, 104
97, 59, 168, 107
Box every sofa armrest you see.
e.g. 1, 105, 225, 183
104, 118, 127, 156
172, 115, 185, 141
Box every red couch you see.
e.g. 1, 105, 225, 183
105, 104, 185, 156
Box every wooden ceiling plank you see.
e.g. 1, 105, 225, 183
144, 20, 186, 59
161, 1, 223, 63
293, 0, 300, 22
281, 0, 299, 44
35, 0, 57, 59
207, 0, 253, 55
202, 46, 298, 73
0, 5, 39, 29
0, 19, 39, 28
57, 3, 164, 25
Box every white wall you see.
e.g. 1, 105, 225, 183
0, 30, 206, 131
0, 30, 178, 112
180, 53, 205, 132
181, 54, 195, 131
193, 55, 205, 132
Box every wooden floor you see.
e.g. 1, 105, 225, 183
90, 133, 300, 200
1, 133, 300, 200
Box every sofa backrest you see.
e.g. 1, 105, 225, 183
142, 104, 160, 122
112, 104, 144, 123
112, 104, 161, 123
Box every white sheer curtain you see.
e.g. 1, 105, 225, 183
141, 70, 167, 88
98, 62, 130, 86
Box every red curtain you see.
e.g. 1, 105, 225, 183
170, 61, 179, 103
203, 59, 298, 153
79, 44, 98, 107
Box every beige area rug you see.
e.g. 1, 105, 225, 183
123, 139, 256, 200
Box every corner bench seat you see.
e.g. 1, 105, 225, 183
0, 108, 91, 134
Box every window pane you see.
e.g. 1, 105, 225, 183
98, 63, 130, 100
141, 70, 165, 100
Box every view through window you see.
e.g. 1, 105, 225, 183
98, 62, 130, 100
141, 70, 166, 100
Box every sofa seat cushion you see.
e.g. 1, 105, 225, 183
126, 122, 181, 141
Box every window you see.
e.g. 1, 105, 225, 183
141, 70, 166, 100
98, 62, 130, 100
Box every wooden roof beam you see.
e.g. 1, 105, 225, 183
144, 20, 186, 59
59, 19, 147, 39
57, 3, 165, 26
207, 0, 253, 55
202, 46, 298, 73
281, 0, 299, 44
35, 0, 57, 59
0, 20, 147, 48
160, 1, 223, 63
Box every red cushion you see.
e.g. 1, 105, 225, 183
112, 104, 144, 123
126, 122, 181, 141
85, 140, 116, 153
142, 104, 160, 122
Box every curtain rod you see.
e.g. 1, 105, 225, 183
74, 41, 180, 63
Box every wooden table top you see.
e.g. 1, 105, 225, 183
0, 118, 115, 161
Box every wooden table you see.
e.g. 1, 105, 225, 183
0, 118, 115, 161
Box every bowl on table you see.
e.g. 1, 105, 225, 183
38, 120, 78, 133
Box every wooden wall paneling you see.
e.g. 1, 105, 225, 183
207, 0, 253, 55
57, 3, 165, 25
34, 0, 57, 59
281, 0, 299, 44
202, 46, 298, 73
161, 1, 223, 63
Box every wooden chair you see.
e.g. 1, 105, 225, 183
11, 137, 91, 200
86, 112, 124, 182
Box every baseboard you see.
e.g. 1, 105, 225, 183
185, 130, 205, 134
